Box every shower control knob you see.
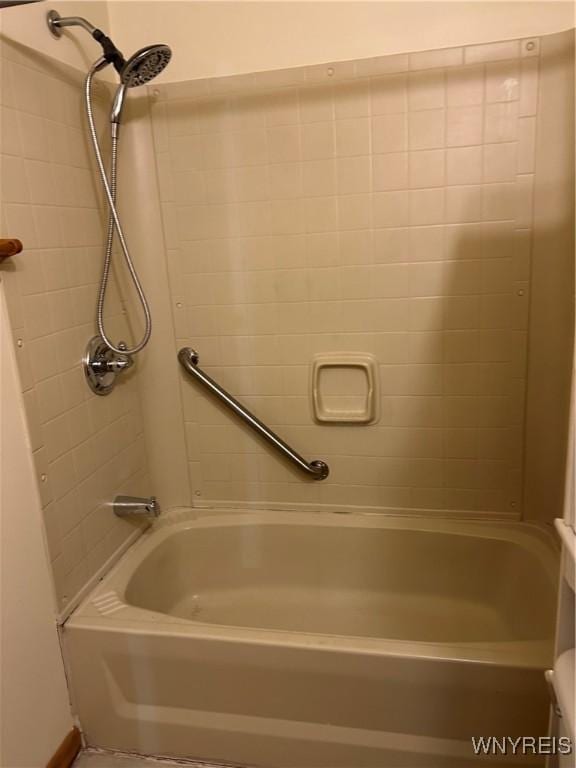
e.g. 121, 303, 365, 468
83, 336, 135, 396
106, 354, 133, 373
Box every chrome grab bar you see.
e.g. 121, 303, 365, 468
178, 347, 329, 481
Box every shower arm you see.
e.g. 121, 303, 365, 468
47, 11, 126, 74
47, 14, 98, 35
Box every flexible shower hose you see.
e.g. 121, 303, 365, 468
84, 59, 152, 356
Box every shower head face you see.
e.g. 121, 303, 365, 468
121, 44, 172, 87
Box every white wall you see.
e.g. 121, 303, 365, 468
524, 29, 575, 522
107, 1, 575, 82
0, 284, 73, 767
0, 5, 110, 763
0, 0, 110, 73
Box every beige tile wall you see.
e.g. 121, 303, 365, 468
0, 41, 151, 613
151, 38, 540, 518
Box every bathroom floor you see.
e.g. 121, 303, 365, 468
74, 750, 236, 768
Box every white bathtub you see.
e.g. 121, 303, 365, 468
64, 510, 558, 767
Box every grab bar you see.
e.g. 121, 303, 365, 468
178, 347, 329, 481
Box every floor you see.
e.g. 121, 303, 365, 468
74, 750, 235, 768
73, 746, 541, 768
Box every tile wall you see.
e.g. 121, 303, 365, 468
0, 41, 151, 612
151, 37, 540, 517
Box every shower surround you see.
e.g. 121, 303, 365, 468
0, 40, 152, 613
150, 37, 542, 519
0, 24, 573, 640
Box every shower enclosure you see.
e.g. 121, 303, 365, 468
0, 9, 574, 768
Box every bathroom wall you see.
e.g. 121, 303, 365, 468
108, 1, 575, 83
524, 29, 575, 523
0, 284, 73, 768
0, 39, 151, 613
150, 36, 546, 517
0, 8, 116, 756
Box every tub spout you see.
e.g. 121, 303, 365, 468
113, 495, 161, 518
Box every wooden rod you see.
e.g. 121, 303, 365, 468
0, 239, 23, 262
46, 727, 82, 768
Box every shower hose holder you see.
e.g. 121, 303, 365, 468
84, 335, 134, 396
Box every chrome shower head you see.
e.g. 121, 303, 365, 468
47, 12, 172, 87
110, 45, 172, 128
121, 44, 172, 87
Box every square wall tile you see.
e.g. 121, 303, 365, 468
373, 152, 408, 191
300, 85, 334, 123
408, 70, 445, 111
371, 74, 408, 114
446, 146, 482, 186
338, 194, 372, 231
373, 191, 409, 228
482, 182, 517, 221
334, 80, 370, 119
446, 65, 484, 106
409, 109, 445, 150
410, 188, 445, 226
485, 61, 520, 103
339, 229, 373, 265
269, 162, 303, 199
445, 185, 482, 224
409, 150, 445, 188
483, 142, 518, 183
268, 125, 301, 163
335, 118, 370, 157
372, 113, 408, 154
305, 196, 338, 233
410, 226, 445, 262
373, 227, 409, 263
336, 156, 371, 194
446, 106, 483, 147
303, 159, 336, 197
484, 102, 519, 143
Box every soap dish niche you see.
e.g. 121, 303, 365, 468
311, 354, 379, 425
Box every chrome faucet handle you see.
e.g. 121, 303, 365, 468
84, 336, 135, 396
106, 354, 133, 373
113, 495, 161, 518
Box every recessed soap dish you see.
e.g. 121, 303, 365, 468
311, 354, 379, 424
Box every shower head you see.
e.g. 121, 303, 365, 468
110, 45, 172, 128
47, 11, 172, 86
47, 11, 172, 129
120, 45, 172, 87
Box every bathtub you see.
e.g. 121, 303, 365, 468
64, 510, 558, 767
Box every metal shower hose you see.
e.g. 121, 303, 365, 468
84, 58, 152, 356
